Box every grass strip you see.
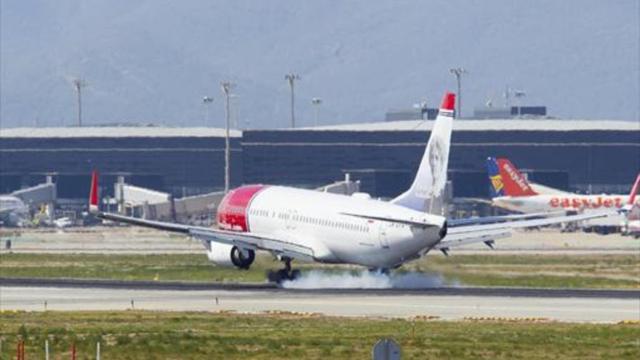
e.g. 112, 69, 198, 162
0, 311, 638, 359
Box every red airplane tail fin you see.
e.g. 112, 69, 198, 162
496, 158, 538, 197
89, 171, 99, 213
628, 173, 640, 205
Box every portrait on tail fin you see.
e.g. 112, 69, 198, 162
424, 135, 448, 213
391, 92, 454, 215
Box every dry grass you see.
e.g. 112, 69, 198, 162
0, 311, 638, 359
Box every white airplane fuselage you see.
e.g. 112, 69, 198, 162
217, 185, 446, 268
492, 194, 629, 213
493, 194, 628, 227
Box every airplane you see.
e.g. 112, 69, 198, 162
88, 92, 612, 282
53, 217, 73, 229
0, 195, 29, 227
622, 207, 640, 238
486, 157, 640, 234
621, 175, 640, 238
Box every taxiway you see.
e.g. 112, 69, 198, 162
2, 281, 638, 323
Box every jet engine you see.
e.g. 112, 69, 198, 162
206, 242, 255, 269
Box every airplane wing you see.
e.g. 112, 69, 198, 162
96, 211, 316, 262
448, 210, 568, 227
339, 212, 441, 228
437, 211, 614, 252
0, 207, 16, 216
434, 230, 511, 254
89, 173, 316, 262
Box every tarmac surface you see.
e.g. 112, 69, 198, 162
2, 279, 638, 323
2, 277, 639, 299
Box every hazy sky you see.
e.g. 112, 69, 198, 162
1, 0, 638, 128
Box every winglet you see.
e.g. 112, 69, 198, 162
628, 173, 640, 205
440, 92, 456, 112
89, 171, 99, 213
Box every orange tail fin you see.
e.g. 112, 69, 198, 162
496, 158, 538, 197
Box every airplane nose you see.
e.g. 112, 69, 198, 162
439, 220, 448, 239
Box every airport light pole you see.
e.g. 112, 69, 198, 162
311, 97, 322, 126
72, 78, 87, 127
285, 73, 300, 128
449, 67, 467, 118
202, 96, 213, 125
221, 81, 234, 194
230, 94, 240, 129
513, 90, 526, 117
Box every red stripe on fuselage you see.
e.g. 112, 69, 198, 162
217, 185, 268, 232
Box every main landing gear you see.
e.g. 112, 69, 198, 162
368, 268, 390, 275
267, 257, 301, 283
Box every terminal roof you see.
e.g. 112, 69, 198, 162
0, 126, 242, 138
298, 119, 639, 132
1, 120, 637, 137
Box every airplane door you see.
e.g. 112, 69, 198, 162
286, 209, 297, 230
378, 222, 390, 249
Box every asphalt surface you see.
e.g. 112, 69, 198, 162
2, 284, 638, 323
2, 277, 639, 299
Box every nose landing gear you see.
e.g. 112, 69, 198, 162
267, 257, 301, 283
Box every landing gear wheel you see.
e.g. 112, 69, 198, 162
290, 269, 301, 280
266, 258, 301, 283
368, 268, 390, 275
266, 270, 279, 283
267, 269, 300, 283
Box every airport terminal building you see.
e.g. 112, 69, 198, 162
1, 120, 638, 202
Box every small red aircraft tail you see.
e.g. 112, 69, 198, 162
496, 158, 538, 197
628, 173, 640, 205
89, 170, 99, 212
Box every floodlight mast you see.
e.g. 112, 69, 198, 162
285, 73, 300, 128
514, 90, 526, 117
202, 96, 214, 124
311, 97, 322, 126
449, 67, 467, 117
72, 78, 87, 127
220, 82, 233, 194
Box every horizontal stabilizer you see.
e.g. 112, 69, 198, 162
435, 230, 511, 250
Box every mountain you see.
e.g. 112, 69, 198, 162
1, 0, 638, 128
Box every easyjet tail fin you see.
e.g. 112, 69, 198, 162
496, 158, 538, 197
391, 92, 455, 215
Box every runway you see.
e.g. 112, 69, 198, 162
1, 277, 639, 299
2, 279, 638, 323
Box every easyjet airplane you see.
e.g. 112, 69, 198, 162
487, 157, 639, 234
88, 92, 609, 282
